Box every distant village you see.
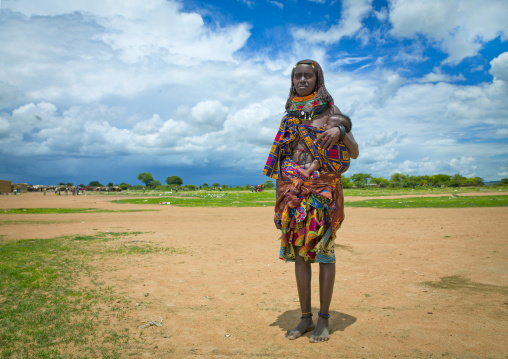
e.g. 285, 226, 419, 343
0, 179, 122, 195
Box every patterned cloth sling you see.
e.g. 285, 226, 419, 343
263, 114, 350, 179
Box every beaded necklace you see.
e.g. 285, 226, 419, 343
287, 91, 330, 121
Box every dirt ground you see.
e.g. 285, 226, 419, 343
1, 192, 507, 358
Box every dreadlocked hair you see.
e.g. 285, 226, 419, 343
285, 59, 334, 112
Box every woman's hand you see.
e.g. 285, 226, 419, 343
315, 126, 341, 150
274, 219, 281, 230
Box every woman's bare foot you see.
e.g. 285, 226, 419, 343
286, 317, 315, 340
309, 316, 330, 343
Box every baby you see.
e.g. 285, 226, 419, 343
296, 113, 351, 178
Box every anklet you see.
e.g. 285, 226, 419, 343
300, 312, 313, 319
318, 312, 330, 319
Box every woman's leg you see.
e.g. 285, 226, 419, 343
310, 262, 335, 342
286, 247, 315, 339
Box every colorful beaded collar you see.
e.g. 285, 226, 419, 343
287, 92, 330, 120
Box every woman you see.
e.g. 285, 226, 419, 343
263, 60, 359, 343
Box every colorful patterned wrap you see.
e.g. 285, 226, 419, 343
263, 115, 350, 180
264, 114, 348, 263
275, 158, 345, 262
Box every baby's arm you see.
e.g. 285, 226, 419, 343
296, 159, 321, 178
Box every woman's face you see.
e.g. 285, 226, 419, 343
293, 64, 317, 97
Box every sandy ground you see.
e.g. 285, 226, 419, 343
1, 192, 507, 358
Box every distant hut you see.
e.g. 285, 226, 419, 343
12, 183, 28, 193
0, 179, 12, 194
28, 185, 45, 192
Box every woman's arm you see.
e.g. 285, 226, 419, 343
315, 106, 359, 158
343, 131, 359, 159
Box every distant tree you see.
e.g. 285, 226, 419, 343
462, 177, 482, 187
89, 180, 102, 187
58, 182, 66, 186
414, 175, 430, 186
341, 176, 352, 188
185, 184, 198, 190
499, 178, 508, 185
449, 173, 465, 187
107, 182, 114, 187
474, 177, 484, 186
151, 180, 162, 188
390, 173, 409, 187
221, 184, 228, 189
119, 182, 130, 190
166, 176, 183, 186
202, 183, 209, 188
370, 177, 389, 188
264, 180, 275, 189
66, 182, 74, 187
351, 173, 371, 188
430, 174, 451, 187
78, 184, 85, 188
137, 172, 154, 187
212, 183, 220, 189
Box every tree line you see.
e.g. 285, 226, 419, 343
343, 173, 488, 188
55, 173, 506, 192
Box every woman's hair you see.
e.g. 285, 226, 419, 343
285, 59, 334, 112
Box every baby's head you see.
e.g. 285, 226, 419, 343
324, 114, 352, 133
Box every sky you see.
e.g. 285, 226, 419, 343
0, 0, 507, 187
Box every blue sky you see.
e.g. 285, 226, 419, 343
0, 0, 507, 187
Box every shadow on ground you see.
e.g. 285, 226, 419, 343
423, 275, 508, 295
270, 309, 357, 338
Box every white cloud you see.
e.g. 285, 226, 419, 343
498, 164, 508, 178
190, 100, 229, 131
392, 41, 428, 64
0, 117, 9, 139
365, 131, 406, 147
389, 0, 508, 64
238, 0, 254, 7
416, 68, 466, 83
359, 147, 399, 164
332, 56, 374, 67
267, 0, 284, 9
490, 52, 508, 82
374, 7, 388, 21
292, 0, 372, 44
99, 7, 251, 64
449, 156, 477, 177
132, 114, 164, 135
496, 128, 508, 136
